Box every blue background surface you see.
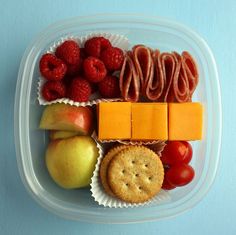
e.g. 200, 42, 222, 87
1, 0, 235, 234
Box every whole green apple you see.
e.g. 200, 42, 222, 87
46, 136, 99, 189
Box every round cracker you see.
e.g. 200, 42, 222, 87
107, 146, 164, 203
99, 145, 128, 196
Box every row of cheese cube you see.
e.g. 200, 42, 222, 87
98, 102, 203, 141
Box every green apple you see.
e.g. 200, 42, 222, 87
49, 130, 79, 140
39, 103, 94, 135
46, 136, 99, 189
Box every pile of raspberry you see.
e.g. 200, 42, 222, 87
39, 37, 124, 102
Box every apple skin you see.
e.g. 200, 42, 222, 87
46, 136, 99, 189
39, 103, 94, 135
49, 130, 79, 140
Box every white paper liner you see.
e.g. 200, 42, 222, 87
38, 79, 122, 107
90, 141, 171, 208
147, 141, 167, 157
93, 132, 167, 153
38, 32, 129, 106
79, 32, 129, 49
99, 138, 165, 146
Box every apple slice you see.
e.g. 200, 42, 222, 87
39, 103, 94, 135
49, 130, 80, 140
46, 136, 99, 189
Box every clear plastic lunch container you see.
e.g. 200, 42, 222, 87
14, 14, 221, 223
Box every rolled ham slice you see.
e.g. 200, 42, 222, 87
132, 45, 154, 94
119, 51, 140, 102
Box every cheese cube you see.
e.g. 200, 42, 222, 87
168, 102, 203, 140
98, 102, 131, 140
131, 103, 168, 140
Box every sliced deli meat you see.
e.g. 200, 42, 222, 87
138, 51, 183, 102
119, 51, 140, 102
132, 45, 154, 94
181, 51, 199, 98
171, 51, 199, 102
171, 52, 190, 102
144, 50, 164, 101
159, 52, 179, 102
120, 46, 199, 103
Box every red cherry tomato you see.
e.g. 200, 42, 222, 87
166, 163, 195, 187
162, 177, 176, 190
161, 141, 193, 165
162, 167, 176, 190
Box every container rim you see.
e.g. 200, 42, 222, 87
14, 13, 222, 223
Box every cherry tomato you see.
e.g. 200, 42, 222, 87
161, 141, 193, 165
166, 163, 195, 187
162, 167, 176, 190
162, 177, 176, 190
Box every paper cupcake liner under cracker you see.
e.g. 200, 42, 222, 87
93, 133, 167, 156
38, 32, 129, 106
110, 139, 166, 150
90, 141, 170, 208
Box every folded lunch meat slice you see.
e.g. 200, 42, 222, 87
147, 51, 199, 102
172, 51, 190, 102
181, 51, 199, 98
119, 51, 140, 102
171, 51, 199, 102
159, 52, 178, 102
132, 45, 154, 95
120, 47, 199, 103
144, 51, 181, 102
144, 50, 164, 101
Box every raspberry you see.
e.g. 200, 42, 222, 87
68, 77, 92, 102
98, 75, 120, 98
66, 62, 80, 76
83, 56, 107, 83
39, 53, 67, 80
66, 48, 86, 76
101, 47, 124, 71
42, 81, 66, 101
84, 37, 111, 58
55, 40, 80, 65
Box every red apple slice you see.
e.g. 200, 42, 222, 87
39, 103, 94, 135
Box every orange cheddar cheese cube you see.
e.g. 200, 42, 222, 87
98, 102, 131, 140
131, 103, 168, 140
168, 102, 203, 140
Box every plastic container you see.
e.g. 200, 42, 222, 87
14, 14, 221, 223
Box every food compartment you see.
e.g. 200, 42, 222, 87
15, 15, 221, 223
